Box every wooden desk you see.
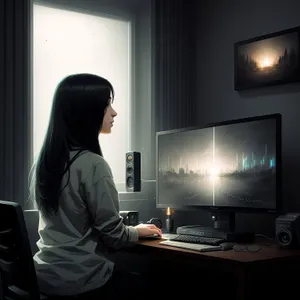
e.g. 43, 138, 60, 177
120, 238, 300, 299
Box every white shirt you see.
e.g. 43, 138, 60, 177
33, 150, 139, 296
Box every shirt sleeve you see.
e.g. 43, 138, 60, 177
82, 163, 139, 250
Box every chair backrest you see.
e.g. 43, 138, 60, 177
0, 200, 40, 300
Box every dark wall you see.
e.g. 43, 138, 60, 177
192, 0, 300, 235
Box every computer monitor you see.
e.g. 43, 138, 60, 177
156, 113, 282, 234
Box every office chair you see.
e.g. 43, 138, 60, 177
0, 200, 45, 300
0, 200, 107, 300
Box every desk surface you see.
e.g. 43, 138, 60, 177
135, 238, 300, 263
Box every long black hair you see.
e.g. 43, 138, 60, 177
30, 73, 114, 218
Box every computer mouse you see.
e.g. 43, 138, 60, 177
220, 242, 235, 251
151, 234, 159, 238
149, 233, 162, 239
140, 233, 162, 239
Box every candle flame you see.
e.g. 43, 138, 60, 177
166, 207, 171, 216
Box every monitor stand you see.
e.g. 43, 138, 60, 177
176, 211, 255, 243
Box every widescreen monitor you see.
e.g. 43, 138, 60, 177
156, 114, 281, 213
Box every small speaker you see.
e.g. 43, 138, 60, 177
125, 151, 141, 192
275, 213, 300, 248
120, 211, 139, 226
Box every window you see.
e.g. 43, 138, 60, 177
33, 4, 132, 190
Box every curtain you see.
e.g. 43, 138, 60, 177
0, 0, 32, 207
154, 0, 198, 131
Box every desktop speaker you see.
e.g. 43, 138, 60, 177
275, 213, 300, 249
120, 211, 139, 226
125, 151, 141, 192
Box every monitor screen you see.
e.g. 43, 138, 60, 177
156, 114, 281, 212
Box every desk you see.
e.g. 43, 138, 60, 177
120, 238, 300, 299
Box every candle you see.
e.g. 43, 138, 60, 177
165, 207, 174, 233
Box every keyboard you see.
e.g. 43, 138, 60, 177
169, 234, 224, 245
159, 240, 222, 252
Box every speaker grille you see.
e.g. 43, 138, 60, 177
125, 151, 141, 192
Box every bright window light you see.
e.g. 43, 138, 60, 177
33, 4, 131, 188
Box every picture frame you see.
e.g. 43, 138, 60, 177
234, 26, 300, 91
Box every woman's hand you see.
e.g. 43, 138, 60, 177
134, 223, 162, 238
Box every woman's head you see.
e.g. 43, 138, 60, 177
33, 73, 116, 217
51, 73, 116, 149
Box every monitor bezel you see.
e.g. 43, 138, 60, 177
155, 113, 282, 214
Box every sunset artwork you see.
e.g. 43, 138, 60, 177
234, 27, 300, 90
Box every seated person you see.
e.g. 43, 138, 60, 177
30, 73, 161, 298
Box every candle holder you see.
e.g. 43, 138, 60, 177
165, 215, 174, 233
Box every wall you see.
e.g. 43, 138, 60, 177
193, 0, 300, 235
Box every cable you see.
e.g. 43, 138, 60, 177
255, 233, 274, 241
233, 233, 275, 252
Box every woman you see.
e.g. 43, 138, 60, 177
30, 73, 162, 298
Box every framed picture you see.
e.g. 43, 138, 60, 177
234, 26, 300, 91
